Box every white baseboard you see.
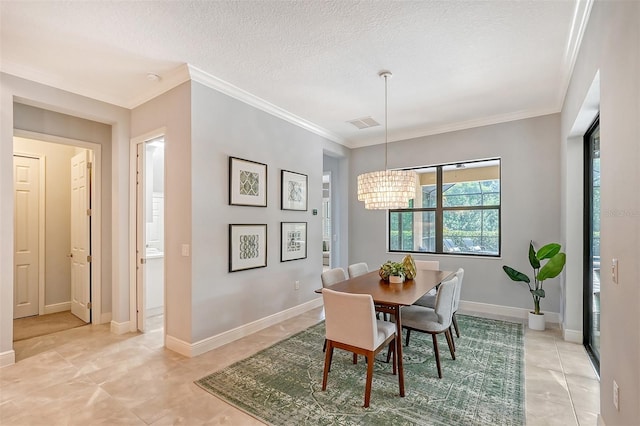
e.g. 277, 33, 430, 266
563, 328, 582, 343
459, 300, 561, 324
43, 302, 71, 314
166, 297, 324, 358
110, 320, 131, 335
0, 350, 16, 368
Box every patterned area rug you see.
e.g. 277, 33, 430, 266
196, 315, 524, 425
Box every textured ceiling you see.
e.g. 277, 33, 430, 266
0, 1, 591, 148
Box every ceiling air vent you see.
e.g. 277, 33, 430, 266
347, 116, 380, 130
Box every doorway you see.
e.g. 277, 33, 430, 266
12, 134, 101, 342
132, 134, 165, 333
322, 172, 331, 271
583, 115, 600, 372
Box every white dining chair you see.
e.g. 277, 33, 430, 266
399, 276, 457, 378
414, 268, 464, 341
348, 262, 369, 278
321, 288, 398, 408
321, 268, 347, 288
414, 260, 440, 271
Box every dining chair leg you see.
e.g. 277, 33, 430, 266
405, 328, 412, 347
448, 325, 456, 352
432, 333, 442, 379
364, 349, 375, 408
322, 343, 334, 390
445, 329, 456, 360
387, 341, 397, 375
323, 338, 327, 352
353, 353, 358, 364
452, 312, 460, 338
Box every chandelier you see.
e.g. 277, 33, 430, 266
357, 71, 417, 210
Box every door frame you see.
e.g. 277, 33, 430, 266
14, 130, 103, 324
12, 152, 45, 317
582, 115, 600, 372
129, 128, 166, 334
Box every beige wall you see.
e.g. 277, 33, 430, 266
13, 137, 75, 307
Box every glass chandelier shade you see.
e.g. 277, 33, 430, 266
357, 169, 417, 209
357, 71, 417, 210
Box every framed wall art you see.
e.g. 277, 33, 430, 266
281, 169, 307, 211
229, 156, 267, 207
281, 222, 307, 262
229, 224, 267, 272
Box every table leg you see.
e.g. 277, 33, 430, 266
393, 305, 405, 397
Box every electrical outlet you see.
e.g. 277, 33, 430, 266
612, 259, 619, 284
613, 380, 619, 410
294, 281, 300, 290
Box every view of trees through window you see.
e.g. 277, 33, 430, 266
389, 159, 501, 256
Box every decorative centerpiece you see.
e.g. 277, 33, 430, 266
379, 260, 406, 284
402, 254, 417, 279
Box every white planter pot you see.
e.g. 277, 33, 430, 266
389, 275, 405, 284
528, 312, 545, 331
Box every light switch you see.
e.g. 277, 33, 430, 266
611, 258, 618, 284
181, 244, 190, 257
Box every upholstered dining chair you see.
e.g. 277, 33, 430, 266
321, 288, 398, 408
348, 262, 369, 279
398, 276, 458, 378
412, 260, 441, 304
414, 268, 465, 341
321, 267, 347, 288
414, 260, 440, 271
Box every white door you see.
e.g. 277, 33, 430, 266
136, 142, 146, 332
13, 155, 40, 319
70, 150, 91, 322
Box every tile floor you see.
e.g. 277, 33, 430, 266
0, 308, 599, 425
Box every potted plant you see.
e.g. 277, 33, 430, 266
379, 260, 406, 284
502, 241, 566, 330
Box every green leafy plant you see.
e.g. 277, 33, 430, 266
379, 260, 406, 281
502, 241, 567, 315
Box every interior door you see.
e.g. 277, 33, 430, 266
13, 155, 40, 319
136, 142, 146, 332
70, 150, 91, 323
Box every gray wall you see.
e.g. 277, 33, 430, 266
189, 81, 330, 342
561, 1, 640, 423
349, 114, 562, 313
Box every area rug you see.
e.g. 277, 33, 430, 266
196, 315, 524, 425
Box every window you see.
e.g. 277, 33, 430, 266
389, 159, 501, 256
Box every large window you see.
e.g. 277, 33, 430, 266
389, 159, 501, 256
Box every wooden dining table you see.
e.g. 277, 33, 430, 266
320, 269, 454, 397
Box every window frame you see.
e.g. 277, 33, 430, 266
388, 158, 502, 257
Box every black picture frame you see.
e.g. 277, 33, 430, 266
281, 222, 307, 262
229, 157, 267, 207
229, 224, 268, 272
281, 169, 308, 211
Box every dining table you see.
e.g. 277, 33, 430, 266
320, 268, 454, 397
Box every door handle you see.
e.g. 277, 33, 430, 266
140, 258, 146, 265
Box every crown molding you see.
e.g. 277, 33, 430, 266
557, 0, 595, 110
187, 64, 345, 145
